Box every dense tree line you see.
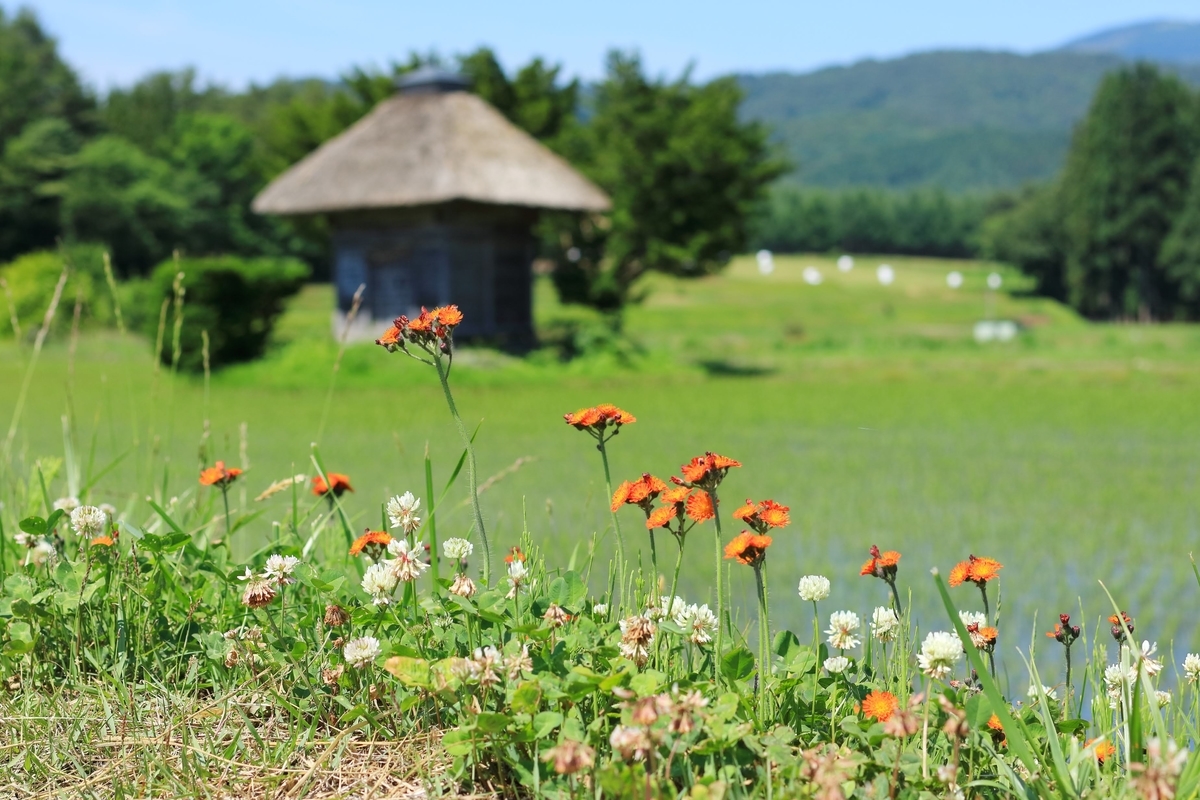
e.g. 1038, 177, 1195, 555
0, 8, 777, 315
983, 64, 1200, 320
749, 187, 990, 257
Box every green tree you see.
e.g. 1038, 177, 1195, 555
980, 184, 1068, 300
0, 7, 94, 146
0, 118, 80, 260
551, 52, 785, 310
1060, 64, 1199, 320
60, 136, 197, 274
0, 7, 95, 259
1159, 156, 1200, 318
461, 48, 579, 146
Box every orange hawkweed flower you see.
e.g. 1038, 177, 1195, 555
861, 690, 899, 722
349, 530, 392, 557
375, 323, 403, 351
948, 554, 1003, 587
1087, 738, 1116, 764
732, 498, 790, 533
685, 491, 714, 523
647, 505, 677, 530
90, 535, 114, 547
594, 403, 636, 426
563, 404, 635, 437
732, 500, 757, 521
612, 473, 667, 512
987, 714, 1003, 733
200, 461, 242, 487
505, 546, 527, 564
432, 305, 463, 328
723, 531, 772, 566
674, 452, 742, 492
312, 472, 353, 498
860, 545, 901, 579
408, 309, 435, 333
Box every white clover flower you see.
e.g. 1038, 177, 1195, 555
343, 636, 382, 668
26, 539, 56, 567
1155, 690, 1172, 708
14, 532, 37, 548
918, 631, 963, 680
654, 595, 687, 622
386, 492, 422, 533
1183, 653, 1200, 684
70, 505, 107, 538
506, 559, 532, 599
676, 603, 717, 646
1137, 640, 1164, 677
797, 575, 831, 602
1103, 663, 1136, 708
53, 496, 80, 512
1027, 684, 1058, 701
825, 610, 861, 651
592, 603, 609, 616
824, 656, 850, 674
362, 562, 398, 605
958, 610, 987, 629
442, 537, 473, 561
386, 538, 428, 582
262, 554, 300, 585
99, 503, 117, 520
871, 606, 900, 642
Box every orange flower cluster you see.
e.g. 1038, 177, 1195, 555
200, 461, 242, 487
1047, 613, 1081, 646
91, 535, 115, 547
505, 546, 527, 564
646, 487, 714, 530
313, 472, 353, 498
967, 622, 999, 652
349, 529, 392, 557
724, 531, 772, 566
732, 499, 790, 533
860, 545, 900, 581
610, 473, 666, 513
1086, 738, 1116, 764
861, 690, 898, 722
375, 305, 463, 352
563, 404, 636, 437
672, 452, 741, 492
947, 554, 1002, 587
1109, 611, 1134, 643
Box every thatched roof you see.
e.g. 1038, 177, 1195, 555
252, 86, 611, 216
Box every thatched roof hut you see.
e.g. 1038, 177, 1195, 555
252, 68, 610, 341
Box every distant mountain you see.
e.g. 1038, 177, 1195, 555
1060, 20, 1200, 63
738, 48, 1200, 192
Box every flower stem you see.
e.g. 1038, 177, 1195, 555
667, 538, 685, 614
887, 578, 902, 615
754, 562, 771, 721
433, 351, 490, 586
221, 485, 232, 542
712, 493, 725, 676
597, 438, 626, 613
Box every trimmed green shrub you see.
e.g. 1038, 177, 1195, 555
0, 243, 113, 339
143, 255, 309, 371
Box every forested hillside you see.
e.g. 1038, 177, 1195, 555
739, 50, 1200, 191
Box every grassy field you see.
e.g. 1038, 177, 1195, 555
2, 252, 1199, 682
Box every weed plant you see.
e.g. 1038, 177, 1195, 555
2, 290, 1199, 799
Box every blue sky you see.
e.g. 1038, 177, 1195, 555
23, 0, 1200, 89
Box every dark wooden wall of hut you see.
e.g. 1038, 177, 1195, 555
329, 202, 536, 342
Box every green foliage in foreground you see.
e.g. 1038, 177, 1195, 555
3, 290, 1200, 798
